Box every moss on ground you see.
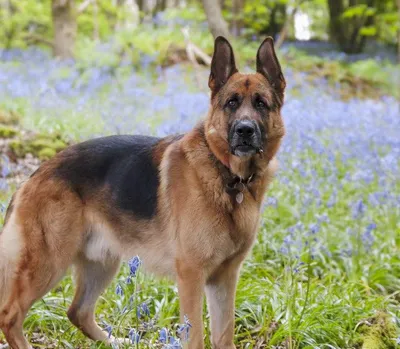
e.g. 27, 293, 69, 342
356, 312, 398, 349
0, 124, 18, 138
9, 133, 68, 161
0, 109, 21, 125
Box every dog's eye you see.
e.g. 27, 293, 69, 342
227, 99, 239, 108
256, 100, 267, 109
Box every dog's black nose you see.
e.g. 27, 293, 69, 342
235, 120, 255, 137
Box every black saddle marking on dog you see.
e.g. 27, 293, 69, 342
54, 135, 162, 219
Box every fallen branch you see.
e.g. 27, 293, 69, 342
182, 27, 202, 88
189, 43, 212, 66
181, 27, 211, 90
181, 27, 212, 66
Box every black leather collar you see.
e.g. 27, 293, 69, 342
211, 156, 256, 204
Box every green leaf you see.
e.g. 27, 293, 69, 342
342, 5, 376, 19
359, 26, 377, 37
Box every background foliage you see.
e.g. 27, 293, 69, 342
0, 0, 399, 348
0, 0, 399, 53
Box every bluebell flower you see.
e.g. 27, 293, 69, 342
128, 328, 140, 344
177, 315, 192, 341
0, 179, 8, 192
362, 223, 376, 250
327, 193, 336, 207
167, 336, 181, 348
0, 155, 10, 178
137, 302, 150, 318
317, 213, 329, 223
159, 328, 168, 343
280, 246, 289, 255
104, 323, 112, 338
266, 196, 278, 207
309, 223, 320, 235
352, 199, 365, 219
115, 284, 124, 296
128, 256, 141, 277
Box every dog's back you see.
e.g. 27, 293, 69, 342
50, 135, 161, 219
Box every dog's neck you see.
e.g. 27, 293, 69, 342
211, 154, 257, 204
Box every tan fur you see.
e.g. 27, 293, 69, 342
0, 39, 285, 349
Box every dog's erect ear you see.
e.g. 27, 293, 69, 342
256, 37, 286, 93
208, 36, 238, 98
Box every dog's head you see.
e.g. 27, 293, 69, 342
205, 36, 286, 171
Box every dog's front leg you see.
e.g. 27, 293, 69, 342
176, 260, 205, 349
205, 255, 244, 349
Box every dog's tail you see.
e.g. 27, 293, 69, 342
0, 198, 21, 311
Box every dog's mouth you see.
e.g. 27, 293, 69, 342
228, 120, 263, 158
233, 144, 258, 157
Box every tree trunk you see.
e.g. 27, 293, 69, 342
353, 8, 374, 54
52, 0, 77, 59
153, 0, 167, 18
137, 0, 144, 12
327, 0, 348, 51
328, 0, 376, 54
202, 0, 230, 39
231, 0, 244, 37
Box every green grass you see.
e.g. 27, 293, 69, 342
0, 150, 399, 348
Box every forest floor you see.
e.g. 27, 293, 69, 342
0, 46, 399, 348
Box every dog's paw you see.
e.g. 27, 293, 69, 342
106, 336, 131, 348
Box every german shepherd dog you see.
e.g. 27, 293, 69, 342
0, 36, 285, 349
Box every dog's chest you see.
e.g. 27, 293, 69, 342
229, 196, 260, 245
190, 194, 260, 265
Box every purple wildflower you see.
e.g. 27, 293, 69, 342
128, 328, 140, 344
136, 302, 150, 318
128, 256, 141, 277
115, 284, 124, 296
159, 328, 168, 343
177, 315, 192, 341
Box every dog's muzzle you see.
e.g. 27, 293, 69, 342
229, 120, 262, 157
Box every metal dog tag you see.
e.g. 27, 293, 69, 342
236, 192, 244, 204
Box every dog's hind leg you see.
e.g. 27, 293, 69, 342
0, 182, 85, 349
67, 253, 121, 343
0, 231, 77, 349
0, 237, 71, 349
0, 221, 31, 349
